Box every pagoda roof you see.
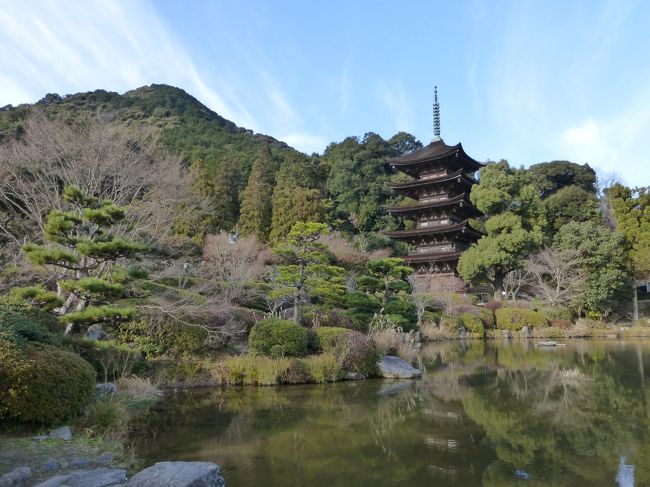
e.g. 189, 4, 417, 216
387, 169, 478, 190
386, 193, 481, 216
387, 139, 484, 171
383, 220, 484, 240
402, 251, 462, 264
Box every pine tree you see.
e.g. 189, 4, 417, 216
212, 157, 242, 231
270, 156, 324, 241
239, 145, 273, 242
21, 185, 146, 335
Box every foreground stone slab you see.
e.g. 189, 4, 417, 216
33, 468, 127, 487
0, 466, 31, 487
126, 462, 225, 487
376, 355, 422, 379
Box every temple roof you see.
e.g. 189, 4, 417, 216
385, 193, 481, 217
387, 139, 484, 171
383, 220, 484, 240
387, 168, 478, 191
402, 251, 462, 264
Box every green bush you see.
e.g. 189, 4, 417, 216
282, 359, 310, 384
77, 398, 128, 436
70, 339, 143, 382
461, 313, 484, 334
0, 341, 95, 425
313, 327, 378, 376
495, 307, 548, 331
114, 320, 206, 358
384, 299, 417, 331
344, 292, 381, 331
248, 318, 308, 357
301, 306, 352, 329
0, 307, 58, 346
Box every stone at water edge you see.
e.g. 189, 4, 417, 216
376, 355, 422, 379
126, 461, 226, 487
84, 324, 108, 341
0, 466, 31, 487
95, 382, 117, 398
33, 468, 127, 487
49, 426, 72, 441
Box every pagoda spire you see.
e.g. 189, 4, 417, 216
432, 86, 441, 142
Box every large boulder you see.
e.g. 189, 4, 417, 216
376, 355, 422, 379
33, 468, 126, 487
126, 462, 225, 487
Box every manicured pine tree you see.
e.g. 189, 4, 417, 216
21, 185, 146, 335
239, 145, 273, 242
269, 156, 325, 241
272, 222, 345, 323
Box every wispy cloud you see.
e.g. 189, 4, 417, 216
376, 82, 415, 133
0, 0, 254, 128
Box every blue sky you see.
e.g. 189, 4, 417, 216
1, 0, 649, 184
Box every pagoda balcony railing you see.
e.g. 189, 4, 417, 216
412, 244, 456, 254
420, 194, 451, 203
417, 217, 460, 228
419, 170, 447, 180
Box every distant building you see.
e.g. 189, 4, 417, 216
384, 88, 484, 291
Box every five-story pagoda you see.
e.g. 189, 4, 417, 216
384, 88, 484, 290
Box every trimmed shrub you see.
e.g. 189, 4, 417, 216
314, 327, 379, 376
384, 299, 417, 331
461, 313, 484, 334
283, 359, 310, 384
479, 308, 496, 329
114, 320, 207, 358
0, 307, 58, 346
495, 307, 548, 331
248, 318, 308, 357
302, 307, 353, 329
0, 341, 95, 425
345, 292, 381, 332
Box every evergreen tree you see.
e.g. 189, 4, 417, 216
458, 161, 545, 299
212, 157, 242, 231
270, 155, 325, 241
21, 185, 146, 334
239, 145, 273, 242
272, 222, 345, 323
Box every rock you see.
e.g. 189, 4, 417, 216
34, 468, 127, 487
501, 330, 512, 339
377, 381, 412, 397
0, 466, 31, 487
85, 324, 108, 341
49, 426, 72, 441
95, 383, 117, 398
70, 458, 90, 468
41, 460, 61, 472
94, 454, 115, 465
32, 435, 49, 442
126, 461, 225, 487
376, 356, 422, 379
345, 371, 365, 380
522, 326, 532, 339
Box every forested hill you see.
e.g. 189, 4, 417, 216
0, 84, 424, 245
0, 84, 300, 171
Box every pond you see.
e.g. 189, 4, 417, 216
128, 340, 650, 486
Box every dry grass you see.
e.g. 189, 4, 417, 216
419, 323, 457, 342
369, 325, 420, 362
213, 354, 291, 386
302, 353, 342, 383
115, 376, 162, 404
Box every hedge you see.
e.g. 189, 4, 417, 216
461, 313, 484, 334
495, 307, 548, 331
0, 341, 95, 425
248, 318, 308, 357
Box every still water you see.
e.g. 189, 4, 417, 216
129, 340, 650, 486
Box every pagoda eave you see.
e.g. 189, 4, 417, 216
385, 193, 481, 216
383, 221, 484, 240
387, 141, 484, 172
402, 251, 462, 264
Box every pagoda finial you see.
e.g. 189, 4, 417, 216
432, 86, 441, 142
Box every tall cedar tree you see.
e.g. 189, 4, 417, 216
270, 155, 324, 241
239, 145, 274, 242
22, 185, 146, 334
213, 157, 242, 231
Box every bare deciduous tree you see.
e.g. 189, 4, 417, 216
526, 248, 585, 307
407, 273, 434, 326
503, 269, 533, 301
0, 111, 197, 248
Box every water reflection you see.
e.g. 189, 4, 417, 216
129, 340, 650, 486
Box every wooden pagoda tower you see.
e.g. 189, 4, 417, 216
384, 88, 484, 291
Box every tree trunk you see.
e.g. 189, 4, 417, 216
293, 292, 301, 324
633, 285, 639, 322
493, 273, 505, 301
